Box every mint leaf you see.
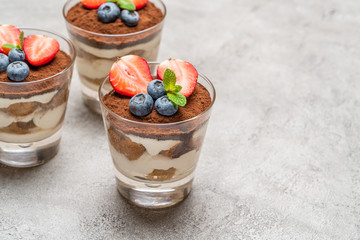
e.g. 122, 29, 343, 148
2, 44, 16, 50
19, 31, 24, 49
162, 68, 187, 107
163, 68, 176, 91
167, 92, 187, 107
173, 85, 182, 93
106, 0, 117, 2
117, 0, 135, 10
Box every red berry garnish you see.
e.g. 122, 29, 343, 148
157, 59, 198, 97
130, 0, 148, 10
23, 35, 60, 66
0, 25, 20, 55
109, 55, 153, 97
81, 0, 107, 9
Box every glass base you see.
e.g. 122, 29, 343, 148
82, 84, 101, 115
115, 171, 194, 209
0, 129, 61, 168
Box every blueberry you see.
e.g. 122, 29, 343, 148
7, 61, 30, 82
0, 53, 9, 72
121, 10, 139, 27
155, 96, 178, 116
98, 3, 121, 23
147, 79, 166, 100
8, 49, 26, 62
129, 93, 154, 117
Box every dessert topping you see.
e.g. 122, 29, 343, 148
106, 0, 140, 27
0, 25, 21, 55
129, 93, 154, 116
8, 48, 25, 62
120, 9, 139, 27
0, 29, 30, 82
147, 79, 165, 100
81, 0, 107, 9
161, 68, 187, 107
2, 29, 24, 53
0, 53, 9, 72
155, 95, 178, 116
109, 55, 153, 97
129, 0, 148, 10
108, 55, 199, 118
149, 68, 185, 116
97, 2, 121, 23
6, 61, 30, 82
157, 59, 198, 98
82, 0, 143, 26
23, 35, 60, 67
114, 0, 136, 10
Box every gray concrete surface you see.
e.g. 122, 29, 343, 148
1, 0, 360, 239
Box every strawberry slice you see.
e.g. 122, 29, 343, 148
81, 0, 107, 9
23, 35, 60, 66
157, 59, 198, 97
130, 0, 148, 10
0, 25, 20, 55
109, 55, 153, 97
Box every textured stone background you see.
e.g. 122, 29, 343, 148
1, 0, 360, 239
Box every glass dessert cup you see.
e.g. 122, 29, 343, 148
99, 63, 216, 208
63, 0, 166, 114
0, 28, 75, 168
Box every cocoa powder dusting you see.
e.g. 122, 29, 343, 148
0, 51, 71, 83
66, 2, 164, 35
0, 51, 72, 98
102, 84, 212, 124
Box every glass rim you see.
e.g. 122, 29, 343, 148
62, 0, 167, 38
98, 62, 216, 127
0, 27, 76, 86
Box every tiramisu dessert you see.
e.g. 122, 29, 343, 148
63, 0, 166, 113
99, 55, 215, 208
0, 25, 75, 167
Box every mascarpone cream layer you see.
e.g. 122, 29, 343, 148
77, 57, 114, 80
0, 102, 66, 129
110, 145, 200, 182
33, 103, 67, 129
126, 124, 208, 157
75, 38, 160, 81
192, 124, 208, 143
128, 134, 180, 156
0, 103, 67, 143
108, 117, 209, 181
0, 123, 62, 143
0, 91, 57, 109
73, 34, 161, 59
80, 77, 101, 95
